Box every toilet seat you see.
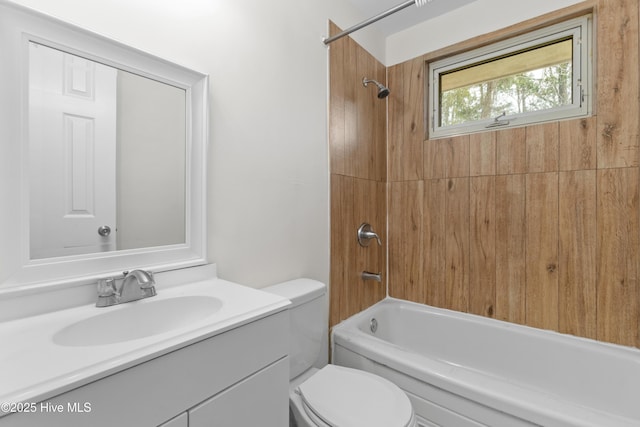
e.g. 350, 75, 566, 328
296, 365, 414, 427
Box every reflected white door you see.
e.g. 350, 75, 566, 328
29, 42, 117, 259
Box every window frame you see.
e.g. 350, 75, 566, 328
428, 15, 593, 139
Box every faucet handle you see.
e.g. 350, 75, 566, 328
137, 271, 157, 297
139, 271, 155, 289
97, 278, 117, 297
357, 223, 382, 247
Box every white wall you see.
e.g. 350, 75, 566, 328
8, 0, 371, 288
385, 0, 584, 66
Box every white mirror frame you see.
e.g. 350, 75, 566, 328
0, 0, 208, 291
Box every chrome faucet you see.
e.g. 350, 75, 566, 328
96, 269, 156, 307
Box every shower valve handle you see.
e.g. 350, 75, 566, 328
357, 223, 382, 247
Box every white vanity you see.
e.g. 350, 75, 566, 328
0, 266, 291, 426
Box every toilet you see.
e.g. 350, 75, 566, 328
264, 279, 416, 427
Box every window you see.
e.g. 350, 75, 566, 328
428, 15, 592, 138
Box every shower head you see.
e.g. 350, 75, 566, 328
362, 77, 390, 99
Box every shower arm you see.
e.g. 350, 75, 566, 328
323, 0, 416, 46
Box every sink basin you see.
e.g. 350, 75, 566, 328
53, 296, 223, 347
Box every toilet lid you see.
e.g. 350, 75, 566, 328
297, 365, 413, 427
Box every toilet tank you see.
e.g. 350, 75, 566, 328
263, 279, 327, 380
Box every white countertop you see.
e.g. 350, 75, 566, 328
0, 277, 289, 411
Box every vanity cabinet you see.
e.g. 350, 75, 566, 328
0, 311, 289, 427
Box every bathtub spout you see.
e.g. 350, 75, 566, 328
362, 271, 382, 282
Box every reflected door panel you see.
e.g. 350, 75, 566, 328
29, 42, 117, 259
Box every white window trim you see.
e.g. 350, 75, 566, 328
428, 15, 593, 139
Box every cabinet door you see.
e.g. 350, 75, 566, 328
189, 358, 289, 427
158, 413, 187, 427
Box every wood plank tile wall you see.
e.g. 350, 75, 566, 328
329, 22, 387, 328
387, 0, 640, 348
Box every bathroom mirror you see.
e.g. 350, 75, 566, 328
29, 42, 187, 260
0, 1, 208, 289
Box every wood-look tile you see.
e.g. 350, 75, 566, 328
559, 117, 596, 171
355, 47, 376, 181
388, 57, 424, 182
328, 21, 346, 176
424, 139, 447, 179
330, 175, 386, 328
596, 0, 640, 169
470, 176, 496, 317
445, 178, 470, 312
526, 122, 559, 173
343, 37, 358, 178
446, 135, 470, 178
525, 172, 559, 331
423, 179, 447, 307
470, 132, 496, 176
596, 168, 639, 346
424, 135, 470, 179
495, 174, 526, 324
559, 170, 597, 338
388, 180, 424, 302
387, 63, 405, 181
373, 56, 387, 182
496, 127, 527, 175
329, 174, 354, 327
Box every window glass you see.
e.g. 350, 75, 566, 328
429, 16, 591, 138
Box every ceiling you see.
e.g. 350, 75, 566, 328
343, 0, 479, 38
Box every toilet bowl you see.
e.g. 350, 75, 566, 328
263, 279, 416, 427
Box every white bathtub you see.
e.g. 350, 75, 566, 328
332, 298, 640, 427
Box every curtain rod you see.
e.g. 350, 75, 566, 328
323, 0, 429, 46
